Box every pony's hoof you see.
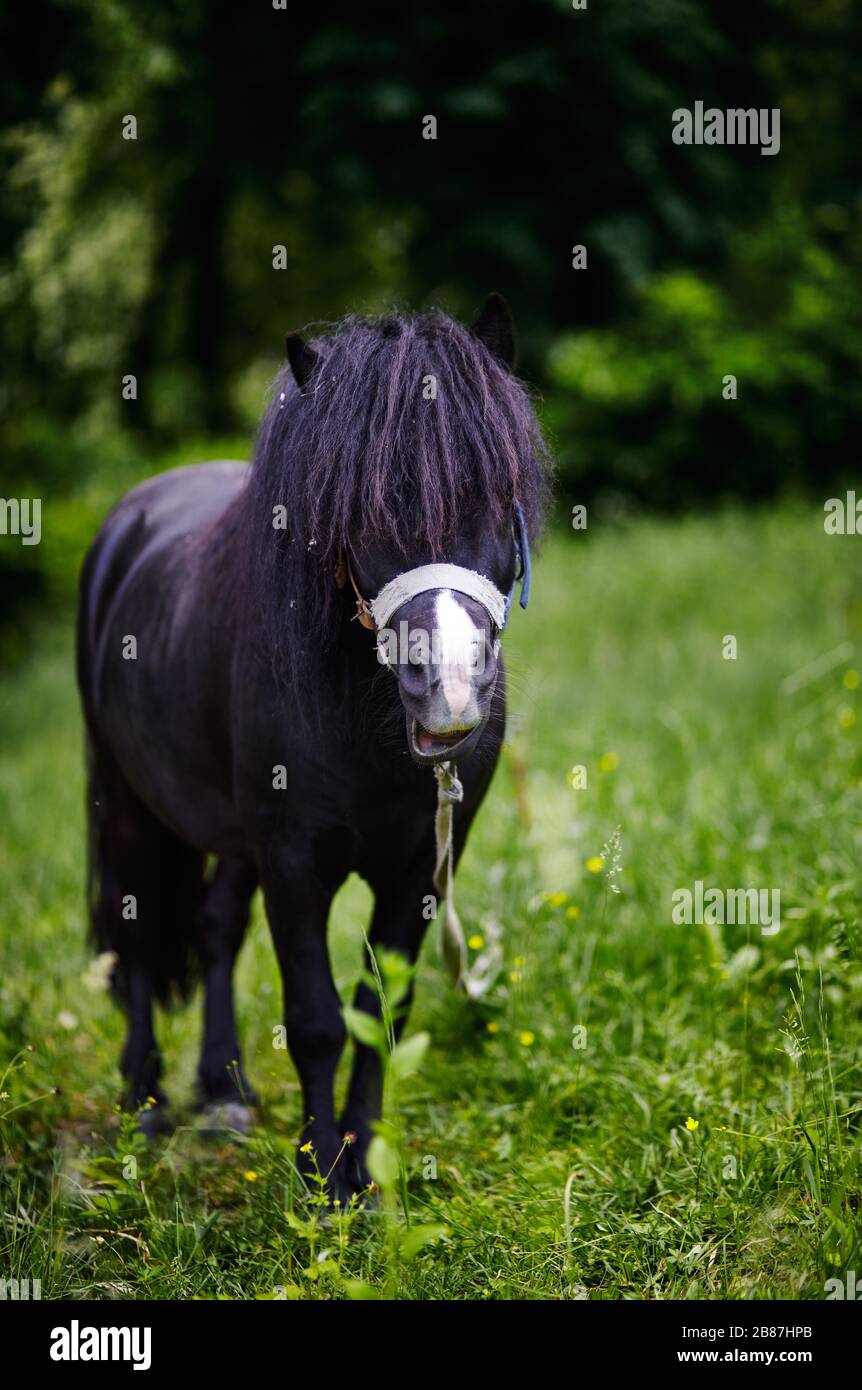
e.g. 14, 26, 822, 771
322, 1175, 375, 1215
197, 1100, 256, 1135
134, 1103, 171, 1139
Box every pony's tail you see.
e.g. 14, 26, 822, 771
84, 737, 204, 1007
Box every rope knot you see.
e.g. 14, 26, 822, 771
434, 761, 464, 804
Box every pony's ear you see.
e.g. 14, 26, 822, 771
471, 292, 516, 370
285, 332, 320, 393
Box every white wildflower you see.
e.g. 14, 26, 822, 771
599, 826, 623, 893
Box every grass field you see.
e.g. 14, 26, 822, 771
2, 500, 862, 1300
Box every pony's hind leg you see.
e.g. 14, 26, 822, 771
196, 858, 258, 1131
86, 744, 204, 1131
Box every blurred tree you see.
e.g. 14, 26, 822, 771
0, 0, 860, 628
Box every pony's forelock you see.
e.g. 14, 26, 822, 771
239, 309, 551, 692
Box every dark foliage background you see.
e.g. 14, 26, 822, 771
1, 0, 860, 629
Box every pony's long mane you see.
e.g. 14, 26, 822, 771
237, 310, 551, 693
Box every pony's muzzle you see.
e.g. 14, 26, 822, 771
382, 588, 498, 764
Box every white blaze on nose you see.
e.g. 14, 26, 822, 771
435, 590, 481, 720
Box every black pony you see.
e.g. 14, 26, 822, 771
77, 294, 549, 1201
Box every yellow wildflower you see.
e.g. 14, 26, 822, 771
586, 856, 604, 873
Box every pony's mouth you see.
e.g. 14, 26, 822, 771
409, 718, 482, 764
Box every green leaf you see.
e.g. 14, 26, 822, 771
342, 1279, 380, 1300
284, 1210, 317, 1238
366, 1134, 400, 1188
342, 1005, 386, 1051
400, 1223, 448, 1261
376, 947, 413, 1007
390, 1030, 430, 1081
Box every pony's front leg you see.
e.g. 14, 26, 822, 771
340, 863, 437, 1189
258, 848, 355, 1201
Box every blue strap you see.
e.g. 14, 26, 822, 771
502, 501, 532, 628
514, 499, 531, 610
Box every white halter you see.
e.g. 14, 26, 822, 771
369, 564, 508, 631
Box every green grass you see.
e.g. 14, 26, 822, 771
2, 501, 862, 1300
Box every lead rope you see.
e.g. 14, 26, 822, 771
433, 760, 466, 989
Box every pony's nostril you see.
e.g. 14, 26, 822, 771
397, 664, 431, 703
